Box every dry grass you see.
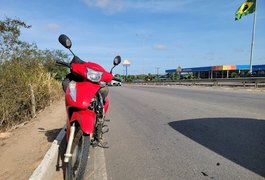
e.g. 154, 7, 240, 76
0, 59, 63, 132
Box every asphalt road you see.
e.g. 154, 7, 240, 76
103, 85, 265, 180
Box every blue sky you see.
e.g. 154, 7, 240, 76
1, 0, 264, 75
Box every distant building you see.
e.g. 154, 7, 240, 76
166, 64, 265, 79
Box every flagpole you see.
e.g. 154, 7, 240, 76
249, 0, 257, 74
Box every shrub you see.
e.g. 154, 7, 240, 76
0, 17, 67, 131
0, 59, 63, 131
231, 72, 238, 78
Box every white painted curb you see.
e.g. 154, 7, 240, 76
30, 125, 66, 180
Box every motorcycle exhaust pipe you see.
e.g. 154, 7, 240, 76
64, 123, 76, 163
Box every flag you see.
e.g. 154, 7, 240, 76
235, 0, 256, 21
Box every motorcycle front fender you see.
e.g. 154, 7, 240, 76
70, 109, 96, 135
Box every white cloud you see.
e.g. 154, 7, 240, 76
46, 23, 60, 31
82, 0, 125, 14
153, 44, 167, 50
82, 0, 201, 15
85, 0, 111, 8
127, 0, 199, 13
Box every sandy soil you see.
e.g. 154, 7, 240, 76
0, 100, 66, 180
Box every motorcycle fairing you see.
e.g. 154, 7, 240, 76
71, 62, 113, 82
66, 81, 100, 109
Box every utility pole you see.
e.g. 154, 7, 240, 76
156, 67, 160, 75
156, 67, 160, 80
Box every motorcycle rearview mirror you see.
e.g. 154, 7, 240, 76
58, 34, 72, 49
110, 55, 121, 74
113, 56, 121, 66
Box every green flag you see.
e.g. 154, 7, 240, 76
235, 0, 256, 21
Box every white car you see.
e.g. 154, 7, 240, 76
110, 79, 121, 86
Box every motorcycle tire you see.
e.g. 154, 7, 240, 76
65, 128, 90, 180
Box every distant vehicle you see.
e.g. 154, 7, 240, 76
158, 75, 171, 81
180, 72, 191, 80
132, 79, 145, 83
252, 70, 265, 77
110, 78, 122, 86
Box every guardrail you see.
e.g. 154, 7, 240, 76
129, 77, 265, 88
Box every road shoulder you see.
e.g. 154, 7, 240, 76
0, 100, 66, 179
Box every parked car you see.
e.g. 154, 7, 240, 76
108, 78, 122, 86
111, 80, 121, 86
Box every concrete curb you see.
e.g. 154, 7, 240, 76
30, 125, 66, 180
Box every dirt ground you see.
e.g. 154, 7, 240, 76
0, 100, 66, 180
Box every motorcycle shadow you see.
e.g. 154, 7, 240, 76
43, 128, 63, 142
168, 117, 265, 178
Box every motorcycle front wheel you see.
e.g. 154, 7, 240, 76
65, 128, 90, 180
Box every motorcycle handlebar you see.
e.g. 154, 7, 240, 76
56, 60, 70, 68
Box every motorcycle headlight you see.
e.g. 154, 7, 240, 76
86, 67, 103, 82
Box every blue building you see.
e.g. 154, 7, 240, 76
166, 64, 265, 79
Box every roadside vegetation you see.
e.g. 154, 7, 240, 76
0, 17, 69, 132
119, 71, 253, 83
116, 73, 183, 82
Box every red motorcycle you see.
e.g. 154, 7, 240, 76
56, 34, 121, 180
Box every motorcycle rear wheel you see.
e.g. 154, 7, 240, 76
65, 128, 90, 180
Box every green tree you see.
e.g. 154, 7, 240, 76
0, 17, 69, 130
0, 17, 70, 79
145, 73, 155, 81
126, 75, 136, 82
114, 74, 123, 81
0, 17, 31, 62
231, 72, 238, 78
38, 49, 70, 80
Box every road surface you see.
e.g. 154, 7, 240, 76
103, 85, 265, 180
